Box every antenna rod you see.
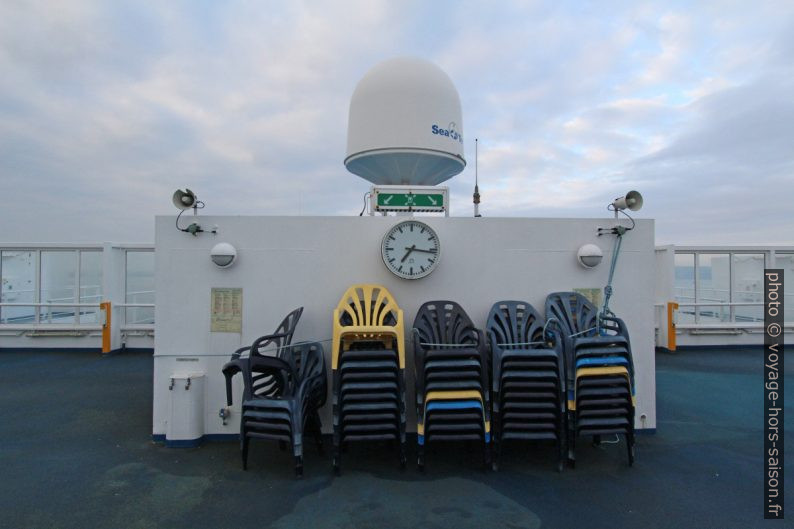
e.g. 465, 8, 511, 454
473, 138, 481, 217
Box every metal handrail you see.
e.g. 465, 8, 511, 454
0, 302, 101, 308
655, 300, 793, 341
675, 302, 762, 307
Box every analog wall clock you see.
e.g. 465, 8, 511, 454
381, 220, 441, 280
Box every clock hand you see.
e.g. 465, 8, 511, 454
401, 245, 416, 263
410, 248, 436, 254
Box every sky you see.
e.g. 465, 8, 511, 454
1, 0, 792, 245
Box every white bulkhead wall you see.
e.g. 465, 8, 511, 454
153, 215, 656, 439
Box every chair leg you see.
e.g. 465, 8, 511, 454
332, 414, 341, 475
241, 436, 250, 471
627, 432, 635, 466
279, 440, 287, 451
568, 430, 577, 469
313, 413, 324, 456
292, 427, 304, 478
332, 433, 341, 476
295, 456, 303, 478
557, 416, 566, 473
491, 412, 500, 472
491, 438, 500, 472
557, 430, 566, 473
332, 450, 341, 476
567, 411, 576, 468
399, 412, 407, 471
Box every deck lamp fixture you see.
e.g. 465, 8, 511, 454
210, 243, 237, 268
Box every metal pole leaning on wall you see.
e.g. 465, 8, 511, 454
101, 301, 111, 354
667, 301, 678, 351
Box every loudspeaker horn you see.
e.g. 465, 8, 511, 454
172, 188, 197, 210
612, 190, 643, 212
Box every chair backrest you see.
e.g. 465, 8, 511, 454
334, 285, 400, 328
289, 342, 325, 381
545, 292, 598, 338
486, 301, 545, 351
275, 307, 304, 343
332, 284, 405, 369
288, 341, 328, 406
250, 307, 304, 357
413, 300, 480, 349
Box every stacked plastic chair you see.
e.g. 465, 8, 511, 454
486, 301, 566, 471
222, 307, 303, 413
413, 301, 490, 470
331, 284, 407, 474
222, 308, 328, 477
545, 292, 635, 466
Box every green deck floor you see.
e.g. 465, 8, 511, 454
0, 348, 790, 528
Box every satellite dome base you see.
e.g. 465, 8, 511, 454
345, 148, 465, 186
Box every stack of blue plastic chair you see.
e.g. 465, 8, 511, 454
413, 301, 490, 471
545, 292, 635, 467
486, 301, 566, 471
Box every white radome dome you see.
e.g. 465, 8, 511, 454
345, 57, 466, 186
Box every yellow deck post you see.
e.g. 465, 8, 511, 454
100, 301, 111, 354
667, 301, 679, 351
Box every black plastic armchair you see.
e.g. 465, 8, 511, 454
223, 341, 326, 477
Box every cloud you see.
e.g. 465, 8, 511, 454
0, 1, 792, 245
629, 71, 794, 244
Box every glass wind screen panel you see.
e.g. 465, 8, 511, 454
40, 251, 77, 323
674, 253, 695, 323
776, 253, 794, 323
79, 251, 103, 324
126, 251, 154, 324
697, 253, 730, 322
732, 253, 764, 323
1, 251, 36, 324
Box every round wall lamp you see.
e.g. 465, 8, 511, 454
211, 242, 237, 268
577, 243, 603, 269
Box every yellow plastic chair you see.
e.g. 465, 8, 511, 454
418, 390, 491, 437
331, 284, 405, 370
570, 366, 634, 410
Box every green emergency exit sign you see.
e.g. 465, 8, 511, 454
376, 193, 444, 208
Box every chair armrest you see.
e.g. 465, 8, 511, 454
221, 358, 245, 407
411, 328, 426, 355
545, 319, 574, 382
231, 346, 251, 360
475, 328, 487, 355
251, 332, 293, 356
601, 315, 630, 339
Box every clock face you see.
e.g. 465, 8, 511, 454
381, 220, 441, 280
